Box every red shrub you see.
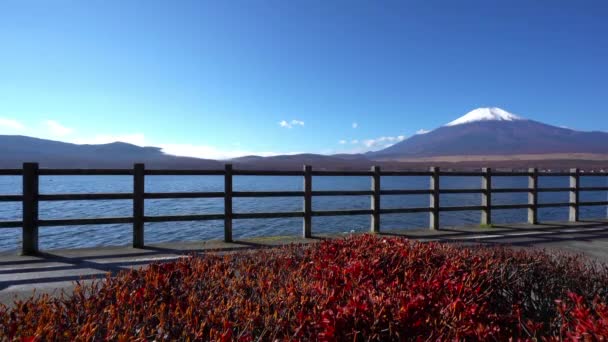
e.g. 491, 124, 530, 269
557, 292, 608, 339
0, 235, 607, 340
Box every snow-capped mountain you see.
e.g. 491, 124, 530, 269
445, 107, 524, 126
371, 107, 608, 158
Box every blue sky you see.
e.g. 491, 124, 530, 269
1, 0, 607, 159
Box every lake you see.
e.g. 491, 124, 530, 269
0, 175, 606, 252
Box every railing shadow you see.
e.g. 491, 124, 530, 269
379, 220, 608, 240
380, 222, 608, 254
0, 237, 323, 291
2, 222, 608, 292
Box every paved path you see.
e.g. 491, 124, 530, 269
1, 220, 608, 306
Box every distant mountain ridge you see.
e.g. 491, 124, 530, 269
0, 135, 222, 169
1, 107, 607, 170
0, 135, 373, 170
231, 153, 373, 170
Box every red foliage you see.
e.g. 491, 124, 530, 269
0, 235, 607, 340
557, 292, 608, 340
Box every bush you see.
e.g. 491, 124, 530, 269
1, 235, 607, 340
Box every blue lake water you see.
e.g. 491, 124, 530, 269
0, 175, 606, 252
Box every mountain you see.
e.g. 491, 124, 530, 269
0, 135, 373, 170
371, 107, 608, 159
0, 135, 222, 169
2, 107, 607, 171
231, 153, 373, 170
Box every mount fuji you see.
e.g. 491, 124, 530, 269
371, 107, 608, 159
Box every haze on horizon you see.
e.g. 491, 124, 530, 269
1, 1, 607, 159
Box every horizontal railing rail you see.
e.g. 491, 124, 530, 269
1, 168, 606, 177
0, 221, 23, 228
0, 195, 23, 202
0, 163, 607, 254
0, 170, 22, 176
39, 169, 134, 176
145, 192, 225, 199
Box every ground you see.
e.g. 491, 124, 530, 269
1, 219, 608, 306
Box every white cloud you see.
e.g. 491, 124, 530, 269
335, 135, 406, 153
416, 129, 430, 135
279, 119, 305, 128
0, 118, 25, 132
160, 143, 299, 160
362, 139, 374, 147
352, 122, 358, 129
44, 120, 73, 137
362, 135, 406, 149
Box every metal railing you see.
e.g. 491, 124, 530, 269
1, 163, 607, 255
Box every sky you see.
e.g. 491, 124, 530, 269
1, 0, 607, 159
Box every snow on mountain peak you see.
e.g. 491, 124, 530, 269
446, 107, 524, 126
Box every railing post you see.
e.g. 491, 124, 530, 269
371, 165, 381, 233
528, 168, 538, 224
22, 162, 39, 255
133, 163, 145, 248
224, 164, 233, 242
481, 167, 492, 226
430, 167, 440, 230
303, 165, 312, 238
569, 168, 580, 222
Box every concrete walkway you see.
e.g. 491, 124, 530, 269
1, 220, 608, 306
